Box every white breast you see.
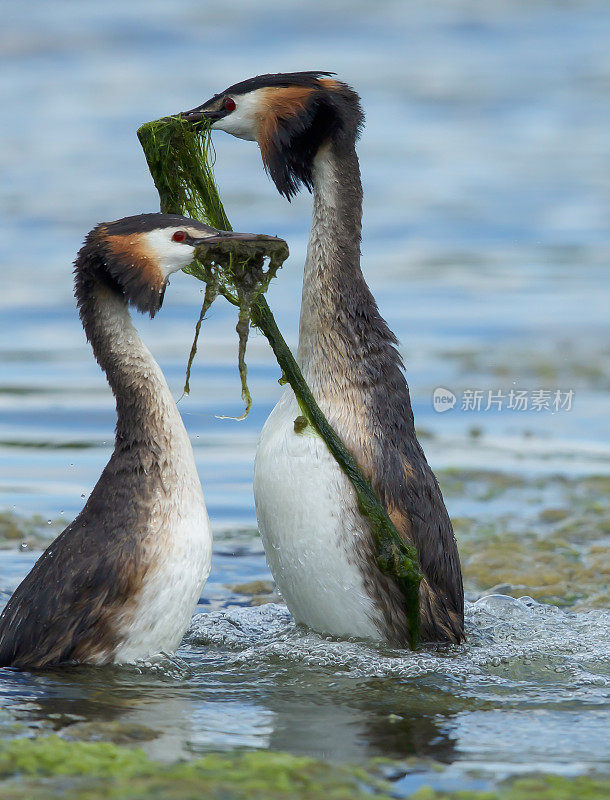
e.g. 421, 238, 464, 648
253, 389, 383, 641
112, 408, 212, 664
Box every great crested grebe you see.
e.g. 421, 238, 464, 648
182, 73, 464, 645
0, 213, 263, 669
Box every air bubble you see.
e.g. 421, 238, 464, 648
184, 599, 610, 692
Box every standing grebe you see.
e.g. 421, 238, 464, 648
181, 73, 464, 645
0, 213, 255, 669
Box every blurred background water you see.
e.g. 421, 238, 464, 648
0, 0, 609, 793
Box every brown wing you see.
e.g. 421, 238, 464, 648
0, 508, 147, 670
343, 307, 465, 645
388, 461, 464, 644
366, 397, 465, 644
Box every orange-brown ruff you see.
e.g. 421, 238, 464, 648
104, 232, 166, 297
257, 86, 316, 165
183, 74, 465, 645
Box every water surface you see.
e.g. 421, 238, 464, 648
0, 0, 608, 792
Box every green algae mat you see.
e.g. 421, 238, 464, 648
3, 469, 608, 607
137, 115, 422, 648
0, 737, 607, 800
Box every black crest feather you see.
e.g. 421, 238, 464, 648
217, 71, 335, 100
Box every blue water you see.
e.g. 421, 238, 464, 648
0, 0, 609, 791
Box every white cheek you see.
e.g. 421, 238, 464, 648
212, 92, 261, 142
213, 116, 256, 141
143, 229, 196, 278
159, 246, 196, 279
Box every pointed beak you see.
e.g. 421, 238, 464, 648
179, 103, 221, 124
191, 231, 274, 247
192, 231, 289, 263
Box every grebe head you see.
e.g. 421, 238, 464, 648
76, 213, 251, 316
181, 72, 364, 200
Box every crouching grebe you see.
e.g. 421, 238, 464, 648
182, 73, 465, 645
0, 213, 256, 669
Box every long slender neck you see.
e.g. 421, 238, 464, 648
298, 140, 401, 400
78, 281, 182, 449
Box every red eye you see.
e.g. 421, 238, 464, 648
172, 230, 186, 242
224, 97, 236, 112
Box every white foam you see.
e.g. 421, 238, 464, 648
186, 596, 610, 690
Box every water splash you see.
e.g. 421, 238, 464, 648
186, 596, 610, 691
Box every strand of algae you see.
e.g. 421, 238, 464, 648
137, 116, 422, 647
